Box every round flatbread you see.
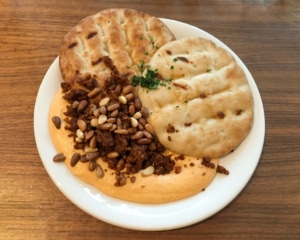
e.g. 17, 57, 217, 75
59, 8, 175, 89
49, 90, 218, 204
139, 37, 254, 159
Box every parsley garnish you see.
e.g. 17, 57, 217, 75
131, 66, 161, 90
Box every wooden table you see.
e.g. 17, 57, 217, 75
1, 0, 299, 239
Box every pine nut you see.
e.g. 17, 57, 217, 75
88, 87, 101, 98
145, 124, 155, 134
95, 164, 104, 178
93, 108, 100, 117
125, 93, 134, 101
53, 153, 66, 162
119, 95, 127, 104
98, 114, 107, 125
77, 100, 88, 113
84, 146, 98, 153
143, 130, 152, 139
114, 129, 128, 135
107, 151, 119, 159
85, 130, 94, 140
76, 129, 84, 139
134, 98, 142, 109
130, 117, 139, 128
122, 85, 133, 95
91, 118, 98, 127
129, 105, 135, 116
133, 111, 142, 119
77, 119, 87, 132
99, 122, 113, 130
88, 161, 97, 171
89, 136, 97, 149
52, 116, 61, 129
137, 138, 151, 145
99, 97, 110, 106
109, 124, 117, 132
114, 84, 122, 95
107, 103, 120, 111
132, 131, 144, 140
106, 117, 116, 123
75, 137, 83, 143
86, 152, 100, 161
70, 153, 81, 167
99, 106, 107, 115
110, 109, 119, 118
142, 166, 154, 176
72, 101, 79, 109
140, 107, 149, 118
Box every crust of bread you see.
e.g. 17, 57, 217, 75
59, 8, 175, 89
48, 89, 218, 204
139, 37, 254, 159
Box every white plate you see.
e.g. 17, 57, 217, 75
34, 19, 265, 231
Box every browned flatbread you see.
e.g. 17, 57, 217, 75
59, 8, 175, 89
48, 90, 218, 204
139, 37, 254, 159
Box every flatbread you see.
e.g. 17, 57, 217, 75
48, 90, 218, 204
59, 8, 175, 89
139, 37, 254, 159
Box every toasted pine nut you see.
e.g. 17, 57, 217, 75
95, 164, 104, 178
129, 105, 135, 116
93, 108, 100, 117
77, 119, 87, 132
76, 129, 84, 139
70, 153, 81, 167
72, 101, 79, 109
145, 124, 155, 134
88, 87, 101, 98
133, 111, 142, 119
99, 106, 107, 115
90, 118, 98, 127
114, 129, 128, 135
142, 166, 154, 176
110, 109, 119, 118
85, 130, 94, 140
84, 147, 98, 153
130, 117, 139, 128
134, 98, 142, 109
107, 151, 119, 159
98, 114, 107, 125
107, 103, 120, 112
122, 85, 133, 95
53, 153, 66, 162
99, 122, 113, 130
86, 152, 100, 161
99, 97, 110, 106
77, 100, 88, 113
125, 93, 134, 101
89, 136, 97, 149
140, 107, 149, 118
119, 95, 127, 104
143, 130, 152, 139
137, 138, 151, 145
132, 131, 144, 140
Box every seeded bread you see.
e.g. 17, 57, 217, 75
139, 37, 254, 159
59, 8, 175, 89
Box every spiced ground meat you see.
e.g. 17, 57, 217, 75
60, 56, 175, 186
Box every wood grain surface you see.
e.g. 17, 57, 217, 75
0, 0, 299, 239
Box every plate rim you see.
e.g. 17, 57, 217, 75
34, 18, 265, 231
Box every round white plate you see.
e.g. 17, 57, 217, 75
34, 19, 265, 231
